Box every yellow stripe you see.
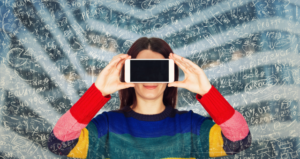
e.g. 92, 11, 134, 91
67, 128, 89, 158
209, 124, 227, 157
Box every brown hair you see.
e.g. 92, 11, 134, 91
117, 37, 179, 112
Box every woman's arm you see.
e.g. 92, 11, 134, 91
47, 83, 111, 157
196, 85, 252, 157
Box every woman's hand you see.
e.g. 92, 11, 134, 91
95, 54, 134, 96
168, 53, 212, 96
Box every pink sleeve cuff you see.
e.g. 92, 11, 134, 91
53, 110, 88, 141
220, 110, 250, 142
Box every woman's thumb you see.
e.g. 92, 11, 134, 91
168, 83, 174, 87
129, 84, 135, 87
122, 83, 135, 89
169, 82, 182, 87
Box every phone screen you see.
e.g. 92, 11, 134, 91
131, 60, 169, 82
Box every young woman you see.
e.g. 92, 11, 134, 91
48, 37, 251, 159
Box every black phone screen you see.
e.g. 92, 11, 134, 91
131, 60, 169, 82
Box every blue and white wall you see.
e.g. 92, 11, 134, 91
0, 0, 300, 158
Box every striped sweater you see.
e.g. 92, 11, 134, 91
48, 83, 251, 159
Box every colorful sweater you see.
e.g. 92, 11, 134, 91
48, 83, 251, 159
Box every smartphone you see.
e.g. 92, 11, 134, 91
124, 59, 174, 83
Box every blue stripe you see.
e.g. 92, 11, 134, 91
91, 110, 208, 138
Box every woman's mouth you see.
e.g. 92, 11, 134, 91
143, 85, 157, 89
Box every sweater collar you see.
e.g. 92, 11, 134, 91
125, 105, 173, 121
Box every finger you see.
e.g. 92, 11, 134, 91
183, 58, 201, 72
115, 53, 128, 58
171, 53, 192, 71
172, 53, 201, 72
119, 82, 135, 90
107, 54, 128, 71
168, 81, 185, 88
116, 56, 131, 74
181, 59, 196, 73
110, 54, 128, 63
170, 53, 191, 74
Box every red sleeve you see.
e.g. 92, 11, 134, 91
195, 85, 235, 125
70, 83, 111, 124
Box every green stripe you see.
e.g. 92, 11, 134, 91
198, 118, 215, 158
86, 122, 110, 159
108, 132, 193, 158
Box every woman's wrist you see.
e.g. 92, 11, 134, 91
198, 84, 212, 96
94, 83, 108, 96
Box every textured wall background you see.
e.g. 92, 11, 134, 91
0, 0, 300, 158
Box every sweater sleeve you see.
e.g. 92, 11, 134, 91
47, 83, 111, 158
195, 85, 252, 158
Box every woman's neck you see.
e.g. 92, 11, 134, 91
130, 104, 166, 115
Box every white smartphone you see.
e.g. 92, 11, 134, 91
124, 59, 175, 83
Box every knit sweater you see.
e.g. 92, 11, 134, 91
48, 83, 252, 159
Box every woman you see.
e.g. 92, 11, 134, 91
48, 37, 251, 159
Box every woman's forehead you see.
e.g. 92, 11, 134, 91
136, 50, 165, 59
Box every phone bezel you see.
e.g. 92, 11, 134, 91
125, 59, 174, 83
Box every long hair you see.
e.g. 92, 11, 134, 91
117, 37, 179, 112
